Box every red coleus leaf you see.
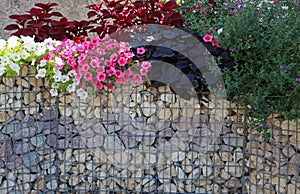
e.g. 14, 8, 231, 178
133, 1, 145, 8
87, 11, 97, 18
18, 28, 34, 36
37, 13, 51, 20
29, 8, 43, 16
163, 0, 178, 10
51, 12, 64, 17
35, 2, 58, 10
9, 14, 32, 20
4, 24, 19, 31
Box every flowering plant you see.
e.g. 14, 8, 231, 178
38, 35, 150, 100
0, 35, 49, 77
179, 0, 300, 139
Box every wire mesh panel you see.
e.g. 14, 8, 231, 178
1, 67, 299, 193
246, 117, 300, 193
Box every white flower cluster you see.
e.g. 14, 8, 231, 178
0, 36, 49, 76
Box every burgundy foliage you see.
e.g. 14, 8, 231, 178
86, 0, 183, 38
4, 2, 92, 42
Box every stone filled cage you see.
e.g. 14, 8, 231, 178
0, 64, 299, 194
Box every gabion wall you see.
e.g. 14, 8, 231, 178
0, 65, 299, 193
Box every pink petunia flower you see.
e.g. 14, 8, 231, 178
203, 34, 213, 42
81, 63, 90, 72
137, 47, 146, 55
74, 72, 82, 81
141, 61, 151, 69
97, 72, 106, 82
84, 72, 93, 81
133, 74, 142, 83
78, 53, 87, 63
90, 57, 100, 68
115, 70, 123, 78
140, 68, 148, 76
118, 57, 127, 66
95, 81, 103, 89
96, 66, 105, 73
212, 39, 220, 47
106, 84, 114, 91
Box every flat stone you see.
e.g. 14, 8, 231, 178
157, 108, 171, 120
0, 112, 10, 122
158, 128, 175, 138
102, 123, 121, 134
68, 175, 81, 186
46, 180, 58, 190
3, 120, 22, 134
11, 127, 37, 140
71, 136, 86, 149
224, 162, 243, 178
141, 102, 157, 117
0, 139, 13, 157
160, 93, 176, 103
103, 134, 125, 152
225, 177, 242, 188
118, 113, 132, 126
222, 133, 244, 147
119, 131, 139, 149
87, 135, 105, 148
5, 155, 22, 170
41, 109, 58, 121
171, 151, 186, 162
21, 151, 39, 168
13, 141, 34, 154
18, 173, 38, 183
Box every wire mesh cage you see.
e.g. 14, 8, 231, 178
0, 65, 299, 194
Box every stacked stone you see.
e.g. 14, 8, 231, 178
0, 69, 299, 193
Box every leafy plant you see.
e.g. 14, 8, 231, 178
4, 2, 92, 41
86, 0, 183, 38
180, 0, 300, 139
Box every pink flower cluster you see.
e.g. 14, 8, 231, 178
41, 35, 150, 98
203, 33, 220, 47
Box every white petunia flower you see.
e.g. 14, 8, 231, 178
20, 50, 30, 59
66, 84, 76, 93
68, 70, 76, 77
217, 28, 223, 34
0, 66, 6, 76
34, 44, 47, 56
50, 88, 58, 96
51, 83, 59, 89
0, 39, 6, 50
76, 88, 88, 100
7, 36, 20, 49
10, 53, 21, 62
61, 75, 70, 83
39, 59, 47, 67
36, 69, 46, 78
9, 62, 20, 72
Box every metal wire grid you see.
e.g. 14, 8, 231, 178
0, 72, 299, 193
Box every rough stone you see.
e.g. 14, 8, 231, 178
141, 102, 157, 117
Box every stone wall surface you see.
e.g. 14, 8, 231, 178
0, 0, 100, 39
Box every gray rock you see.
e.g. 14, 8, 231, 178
41, 109, 58, 121
2, 120, 22, 134
11, 127, 37, 140
30, 135, 46, 148
71, 136, 86, 149
13, 141, 34, 154
21, 151, 39, 168
222, 133, 244, 147
87, 135, 105, 148
158, 128, 175, 138
0, 139, 13, 157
